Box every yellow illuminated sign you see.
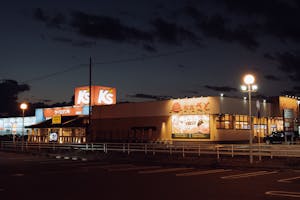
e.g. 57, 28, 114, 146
52, 115, 61, 124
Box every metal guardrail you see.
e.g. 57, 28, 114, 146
1, 141, 300, 159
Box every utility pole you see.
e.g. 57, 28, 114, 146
88, 57, 92, 142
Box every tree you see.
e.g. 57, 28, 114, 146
0, 79, 30, 116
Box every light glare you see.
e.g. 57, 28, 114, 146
241, 85, 247, 91
243, 74, 255, 85
20, 103, 28, 110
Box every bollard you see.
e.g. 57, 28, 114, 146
145, 144, 147, 155
123, 143, 125, 153
127, 143, 130, 155
217, 146, 220, 160
182, 145, 185, 158
152, 144, 155, 155
198, 145, 201, 156
231, 144, 234, 158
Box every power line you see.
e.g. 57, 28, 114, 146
21, 48, 201, 84
21, 63, 87, 84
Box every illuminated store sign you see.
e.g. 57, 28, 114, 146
43, 106, 85, 118
75, 86, 116, 106
170, 97, 210, 114
171, 115, 210, 139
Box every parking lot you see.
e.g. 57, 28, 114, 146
0, 151, 299, 200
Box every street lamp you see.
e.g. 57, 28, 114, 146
20, 102, 28, 151
241, 74, 257, 164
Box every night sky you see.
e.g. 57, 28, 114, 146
2, 0, 300, 104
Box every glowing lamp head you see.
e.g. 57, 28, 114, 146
243, 74, 255, 85
251, 85, 258, 91
241, 85, 247, 91
20, 103, 28, 110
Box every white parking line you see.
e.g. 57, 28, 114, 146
139, 167, 193, 174
221, 171, 278, 179
81, 164, 134, 170
108, 166, 161, 172
265, 191, 300, 198
176, 169, 232, 177
278, 176, 300, 183
11, 173, 24, 177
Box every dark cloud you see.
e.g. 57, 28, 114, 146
128, 93, 173, 100
151, 17, 201, 45
181, 90, 199, 95
33, 8, 48, 22
197, 14, 259, 50
33, 8, 66, 29
264, 51, 300, 82
263, 53, 275, 60
52, 36, 96, 47
184, 6, 205, 20
204, 85, 237, 92
280, 86, 300, 96
33, 9, 203, 49
143, 44, 157, 52
264, 75, 281, 81
221, 0, 300, 42
70, 11, 153, 43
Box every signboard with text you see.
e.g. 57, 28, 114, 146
74, 86, 116, 106
52, 115, 61, 124
171, 114, 210, 139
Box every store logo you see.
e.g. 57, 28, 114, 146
77, 90, 90, 105
98, 89, 114, 104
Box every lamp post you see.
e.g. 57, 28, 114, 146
241, 74, 257, 164
20, 103, 28, 151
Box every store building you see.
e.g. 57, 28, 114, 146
26, 85, 116, 143
5, 84, 298, 144
91, 96, 277, 143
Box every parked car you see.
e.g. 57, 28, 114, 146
263, 131, 298, 144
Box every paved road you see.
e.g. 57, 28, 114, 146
0, 152, 299, 200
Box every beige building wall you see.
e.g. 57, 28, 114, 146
91, 96, 273, 142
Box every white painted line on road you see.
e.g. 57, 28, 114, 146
72, 157, 78, 160
11, 173, 24, 177
139, 167, 193, 174
265, 191, 300, 198
39, 160, 77, 164
81, 164, 134, 170
221, 171, 278, 179
278, 176, 300, 183
108, 166, 161, 172
176, 169, 232, 177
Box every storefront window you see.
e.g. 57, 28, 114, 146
253, 117, 268, 136
235, 115, 250, 129
216, 114, 233, 129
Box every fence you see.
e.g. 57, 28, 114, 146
1, 141, 300, 160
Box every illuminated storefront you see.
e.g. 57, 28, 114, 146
91, 96, 299, 143
0, 116, 36, 136
1, 84, 298, 144
26, 85, 117, 143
